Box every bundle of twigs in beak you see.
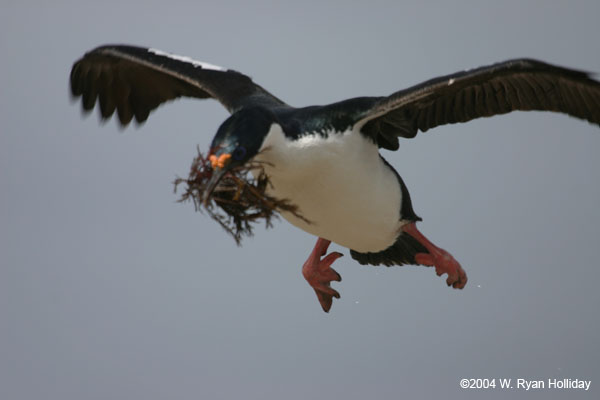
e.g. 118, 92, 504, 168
174, 147, 308, 245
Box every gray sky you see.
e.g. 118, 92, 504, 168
1, 1, 599, 399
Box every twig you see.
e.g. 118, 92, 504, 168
173, 147, 309, 245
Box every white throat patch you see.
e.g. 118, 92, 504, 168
253, 123, 404, 253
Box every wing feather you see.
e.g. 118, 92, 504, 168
358, 59, 600, 149
70, 44, 287, 126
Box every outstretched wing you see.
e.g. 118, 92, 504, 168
70, 44, 287, 125
357, 59, 600, 150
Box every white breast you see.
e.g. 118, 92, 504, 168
253, 123, 404, 253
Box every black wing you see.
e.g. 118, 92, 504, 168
70, 44, 287, 125
357, 59, 600, 150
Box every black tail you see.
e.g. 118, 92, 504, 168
350, 231, 427, 267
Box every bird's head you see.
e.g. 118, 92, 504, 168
202, 107, 276, 205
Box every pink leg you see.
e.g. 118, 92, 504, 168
302, 238, 343, 312
402, 223, 468, 289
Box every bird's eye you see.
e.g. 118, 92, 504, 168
232, 146, 247, 160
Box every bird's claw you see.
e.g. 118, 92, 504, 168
305, 253, 343, 312
415, 250, 468, 289
303, 238, 344, 312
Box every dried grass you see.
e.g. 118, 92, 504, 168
174, 147, 308, 245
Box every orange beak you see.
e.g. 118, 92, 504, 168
203, 153, 232, 207
209, 153, 232, 169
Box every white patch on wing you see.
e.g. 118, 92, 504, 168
148, 48, 226, 72
254, 124, 404, 253
448, 78, 455, 85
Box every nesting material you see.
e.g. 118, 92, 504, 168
174, 148, 308, 245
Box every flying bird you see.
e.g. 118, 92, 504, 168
70, 45, 600, 312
